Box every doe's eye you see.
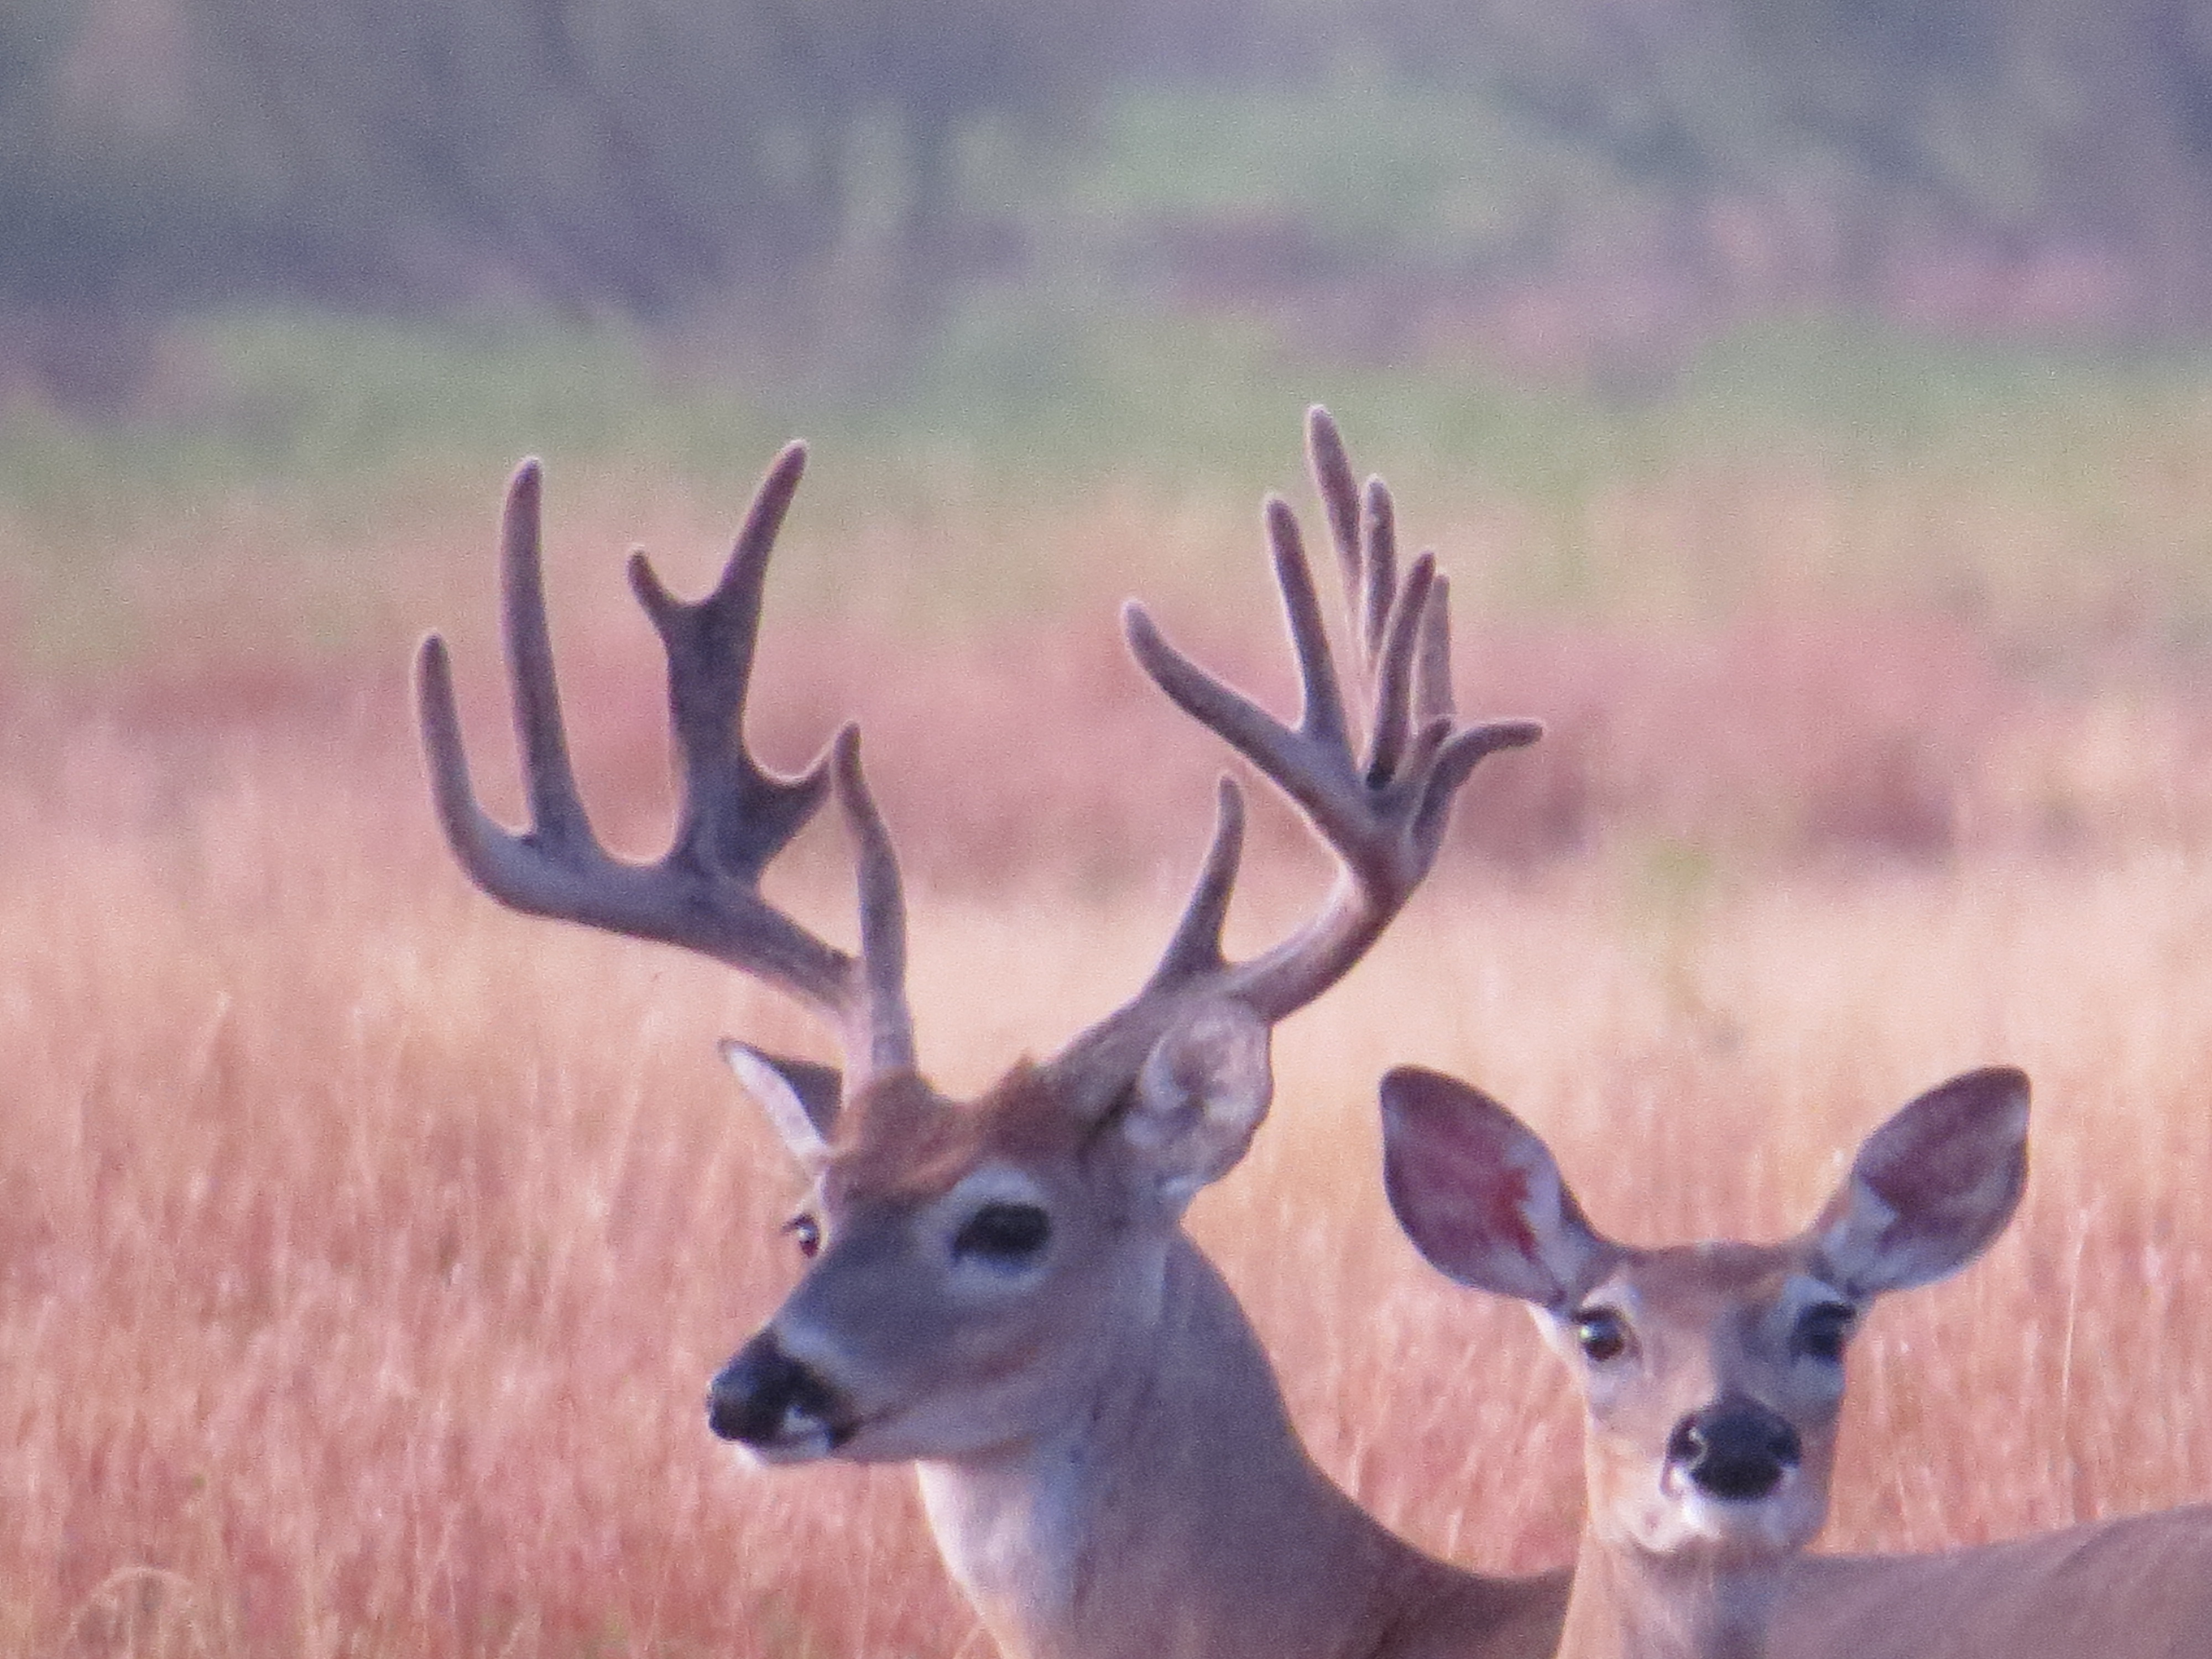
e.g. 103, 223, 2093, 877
1572, 1306, 1630, 1363
1794, 1301, 1855, 1363
954, 1202, 1051, 1264
783, 1214, 822, 1260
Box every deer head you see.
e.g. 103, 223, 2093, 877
1381, 1065, 2030, 1566
416, 410, 1542, 1470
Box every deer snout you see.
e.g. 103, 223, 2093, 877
1666, 1398, 1802, 1502
707, 1331, 854, 1452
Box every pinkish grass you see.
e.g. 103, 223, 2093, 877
6, 492, 2212, 1658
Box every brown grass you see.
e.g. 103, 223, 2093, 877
7, 484, 2212, 1659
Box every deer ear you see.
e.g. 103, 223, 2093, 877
721, 1040, 842, 1168
1119, 1001, 1275, 1211
1811, 1066, 2030, 1297
1381, 1066, 1613, 1309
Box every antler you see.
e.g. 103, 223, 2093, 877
1116, 406, 1540, 1027
414, 446, 916, 1080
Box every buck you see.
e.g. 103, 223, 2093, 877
414, 411, 1572, 1659
1382, 1064, 2212, 1659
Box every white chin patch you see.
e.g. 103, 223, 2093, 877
733, 1412, 841, 1468
1652, 1469, 1807, 1554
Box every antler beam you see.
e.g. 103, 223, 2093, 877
1117, 406, 1540, 1026
414, 446, 916, 1079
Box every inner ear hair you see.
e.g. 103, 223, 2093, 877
722, 1040, 842, 1161
1808, 1066, 2031, 1297
1379, 1066, 1617, 1308
1119, 1001, 1275, 1201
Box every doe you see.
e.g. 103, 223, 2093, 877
1384, 1063, 2212, 1659
1381, 1062, 2031, 1659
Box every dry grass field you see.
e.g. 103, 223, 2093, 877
7, 446, 2212, 1659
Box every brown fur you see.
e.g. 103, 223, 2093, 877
821, 1067, 1090, 1206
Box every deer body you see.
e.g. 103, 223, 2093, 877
418, 412, 1566, 1659
1771, 1510, 2212, 1659
916, 1231, 1565, 1659
1552, 1531, 1787, 1659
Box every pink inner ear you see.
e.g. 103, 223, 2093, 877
1460, 1155, 1542, 1262
1860, 1068, 2028, 1217
1408, 1143, 1535, 1252
1867, 1131, 1984, 1215
1383, 1071, 1562, 1303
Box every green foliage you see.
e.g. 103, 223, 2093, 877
1358, 0, 2212, 320
9, 300, 2212, 590
1001, 72, 1645, 270
13, 298, 2212, 695
0, 0, 1172, 334
15, 0, 2212, 335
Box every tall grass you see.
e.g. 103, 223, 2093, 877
7, 456, 2212, 1658
9, 366, 2212, 1655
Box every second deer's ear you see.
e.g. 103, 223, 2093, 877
1119, 1001, 1275, 1211
722, 1040, 843, 1168
1810, 1066, 2030, 1297
1380, 1066, 1614, 1309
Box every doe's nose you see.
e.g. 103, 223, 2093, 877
1666, 1399, 1802, 1501
707, 1330, 846, 1447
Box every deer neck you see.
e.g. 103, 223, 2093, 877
1558, 1529, 1786, 1659
915, 1232, 1487, 1659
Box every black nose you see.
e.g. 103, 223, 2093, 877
1666, 1400, 1802, 1501
706, 1331, 848, 1446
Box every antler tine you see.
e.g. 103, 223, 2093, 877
1268, 495, 1357, 763
1111, 409, 1541, 1029
500, 459, 595, 847
1413, 714, 1541, 858
418, 447, 915, 1082
1142, 779, 1248, 992
418, 633, 527, 895
626, 442, 830, 889
1361, 548, 1436, 787
1303, 406, 1398, 674
416, 459, 645, 927
1305, 406, 1364, 641
1415, 568, 1455, 728
1125, 515, 1366, 879
1359, 477, 1398, 670
830, 725, 917, 1076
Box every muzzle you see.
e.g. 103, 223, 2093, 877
1666, 1398, 1802, 1501
707, 1329, 855, 1450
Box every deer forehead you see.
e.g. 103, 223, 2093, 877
819, 1063, 1099, 1212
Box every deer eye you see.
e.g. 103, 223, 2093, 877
1572, 1307, 1630, 1363
953, 1202, 1051, 1264
783, 1214, 822, 1260
1794, 1301, 1855, 1363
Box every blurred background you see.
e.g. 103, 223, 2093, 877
18, 0, 2212, 399
13, 6, 2212, 1658
14, 0, 2212, 866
